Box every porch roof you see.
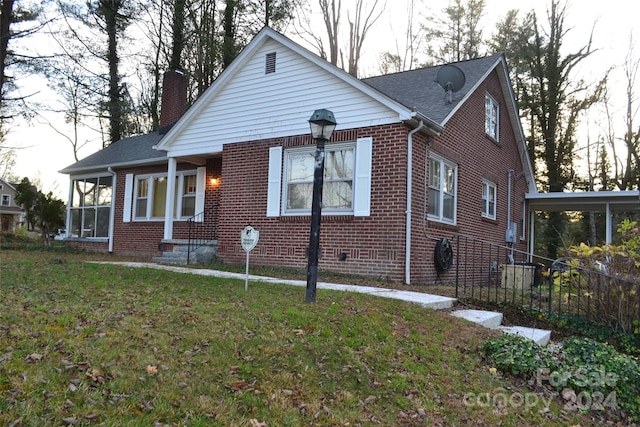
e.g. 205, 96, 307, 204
526, 190, 640, 212
59, 132, 166, 175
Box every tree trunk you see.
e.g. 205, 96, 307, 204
0, 0, 14, 106
100, 0, 123, 145
222, 0, 237, 69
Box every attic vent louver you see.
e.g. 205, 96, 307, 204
265, 52, 276, 74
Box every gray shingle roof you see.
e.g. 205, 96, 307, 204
60, 54, 504, 175
59, 132, 167, 174
362, 53, 503, 125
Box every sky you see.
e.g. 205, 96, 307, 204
5, 0, 638, 199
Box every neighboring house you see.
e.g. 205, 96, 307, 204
59, 27, 536, 284
0, 178, 26, 233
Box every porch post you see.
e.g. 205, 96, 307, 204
164, 157, 177, 240
528, 208, 535, 258
605, 202, 612, 244
66, 178, 74, 236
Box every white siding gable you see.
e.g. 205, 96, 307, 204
161, 37, 406, 158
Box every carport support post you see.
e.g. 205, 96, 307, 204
306, 137, 325, 304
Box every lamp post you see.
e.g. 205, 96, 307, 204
306, 109, 337, 303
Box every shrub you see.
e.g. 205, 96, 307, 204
484, 334, 640, 421
553, 219, 640, 335
482, 333, 548, 377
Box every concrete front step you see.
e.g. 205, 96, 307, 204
451, 309, 551, 346
451, 309, 503, 329
498, 326, 551, 346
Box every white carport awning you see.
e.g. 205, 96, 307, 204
526, 190, 640, 245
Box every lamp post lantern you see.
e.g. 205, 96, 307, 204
306, 109, 337, 303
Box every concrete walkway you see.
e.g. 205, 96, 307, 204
94, 262, 551, 345
93, 262, 456, 310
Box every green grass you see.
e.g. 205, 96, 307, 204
0, 250, 603, 426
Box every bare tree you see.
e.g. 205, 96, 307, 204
1, 0, 44, 178
378, 0, 424, 73
619, 36, 640, 190
508, 1, 606, 258
294, 0, 383, 77
424, 0, 486, 64
320, 0, 340, 66
345, 0, 384, 76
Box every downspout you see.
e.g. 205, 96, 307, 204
405, 120, 425, 285
507, 169, 513, 263
107, 167, 117, 253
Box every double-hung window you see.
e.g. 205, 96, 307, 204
283, 143, 355, 214
485, 94, 499, 140
428, 154, 457, 224
1, 194, 10, 206
482, 179, 497, 219
181, 174, 197, 217
267, 137, 372, 217
133, 171, 198, 220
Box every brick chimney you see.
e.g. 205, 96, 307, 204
159, 68, 188, 134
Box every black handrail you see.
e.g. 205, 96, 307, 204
186, 205, 217, 264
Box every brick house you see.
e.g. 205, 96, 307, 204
59, 27, 536, 284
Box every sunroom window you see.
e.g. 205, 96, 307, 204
69, 175, 113, 238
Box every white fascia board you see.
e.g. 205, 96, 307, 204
60, 158, 168, 176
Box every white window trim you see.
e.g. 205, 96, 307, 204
68, 175, 113, 239
485, 93, 499, 140
282, 142, 355, 216
1, 194, 10, 206
481, 179, 497, 220
267, 137, 372, 218
132, 170, 198, 221
428, 153, 458, 225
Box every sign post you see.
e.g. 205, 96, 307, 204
241, 225, 259, 290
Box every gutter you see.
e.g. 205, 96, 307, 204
405, 120, 425, 285
408, 112, 444, 135
107, 167, 117, 253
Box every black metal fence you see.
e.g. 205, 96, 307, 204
452, 235, 640, 335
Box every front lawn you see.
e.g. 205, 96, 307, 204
0, 250, 602, 426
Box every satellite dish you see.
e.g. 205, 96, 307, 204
436, 64, 466, 103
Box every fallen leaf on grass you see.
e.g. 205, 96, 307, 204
363, 395, 377, 404
86, 368, 105, 383
292, 325, 316, 335
229, 381, 248, 391
25, 353, 43, 362
249, 419, 267, 427
62, 417, 78, 425
146, 365, 158, 375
